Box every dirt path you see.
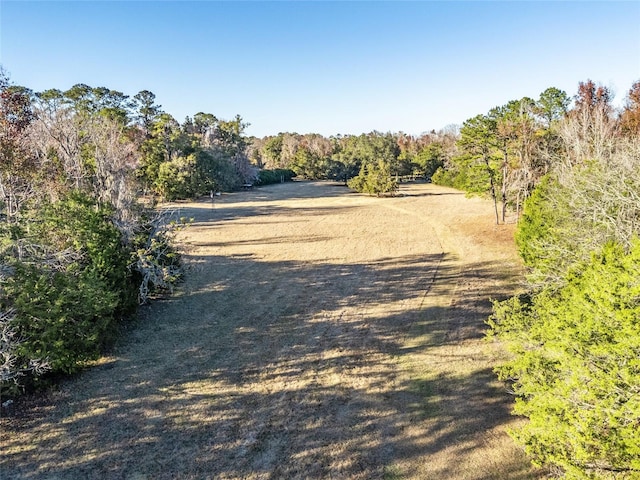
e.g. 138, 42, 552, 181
1, 181, 543, 479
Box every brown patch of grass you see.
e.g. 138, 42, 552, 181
1, 181, 547, 479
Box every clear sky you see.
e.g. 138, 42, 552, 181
1, 1, 639, 137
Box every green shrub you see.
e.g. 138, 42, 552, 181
431, 166, 456, 187
1, 192, 134, 386
196, 149, 244, 193
155, 154, 199, 200
5, 263, 120, 376
34, 191, 136, 313
488, 240, 640, 478
514, 175, 567, 273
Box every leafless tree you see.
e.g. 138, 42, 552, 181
0, 70, 36, 221
560, 102, 618, 166
532, 111, 640, 285
26, 99, 143, 239
83, 115, 141, 241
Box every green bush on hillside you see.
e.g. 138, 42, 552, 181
514, 175, 575, 283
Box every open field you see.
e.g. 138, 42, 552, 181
1, 181, 545, 479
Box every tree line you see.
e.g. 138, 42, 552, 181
246, 129, 457, 196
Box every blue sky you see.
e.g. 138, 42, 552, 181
1, 1, 639, 137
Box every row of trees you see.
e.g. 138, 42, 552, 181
17, 82, 261, 202
247, 80, 639, 206
485, 80, 640, 478
433, 87, 572, 223
247, 129, 457, 195
139, 111, 259, 200
432, 81, 640, 225
0, 69, 265, 397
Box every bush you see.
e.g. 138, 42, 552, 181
488, 240, 640, 478
155, 154, 199, 200
0, 192, 134, 392
35, 192, 136, 313
431, 166, 457, 187
196, 149, 245, 193
5, 263, 120, 376
1, 308, 50, 393
514, 175, 573, 282
132, 209, 185, 304
0, 189, 187, 396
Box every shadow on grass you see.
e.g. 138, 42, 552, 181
1, 183, 540, 480
175, 180, 463, 226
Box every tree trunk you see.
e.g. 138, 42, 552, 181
484, 155, 500, 225
501, 152, 508, 223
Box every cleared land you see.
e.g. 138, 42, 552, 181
1, 181, 544, 479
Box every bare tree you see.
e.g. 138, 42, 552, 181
561, 102, 618, 165
619, 80, 640, 135
29, 96, 85, 190
26, 96, 143, 239
531, 111, 640, 285
0, 70, 36, 221
84, 115, 141, 240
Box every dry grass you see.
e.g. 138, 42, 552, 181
1, 181, 546, 479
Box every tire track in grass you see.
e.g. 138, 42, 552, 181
377, 192, 539, 479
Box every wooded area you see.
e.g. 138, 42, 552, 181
1, 64, 639, 478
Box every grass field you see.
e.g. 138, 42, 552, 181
1, 181, 545, 479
